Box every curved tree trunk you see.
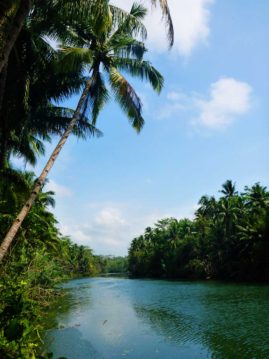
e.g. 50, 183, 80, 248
0, 76, 94, 262
0, 0, 31, 74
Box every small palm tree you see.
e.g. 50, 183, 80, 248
220, 180, 238, 198
0, 3, 163, 261
244, 183, 269, 210
218, 198, 240, 237
196, 195, 217, 219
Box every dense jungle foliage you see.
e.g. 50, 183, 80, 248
96, 255, 128, 274
128, 180, 269, 282
0, 0, 171, 357
0, 172, 101, 358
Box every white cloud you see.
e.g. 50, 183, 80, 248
95, 207, 126, 227
196, 77, 252, 129
157, 77, 253, 129
46, 180, 73, 198
167, 91, 187, 101
59, 204, 130, 254
110, 0, 215, 56
157, 102, 186, 120
157, 90, 190, 119
57, 202, 196, 255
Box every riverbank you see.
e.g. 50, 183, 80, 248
0, 250, 98, 359
0, 252, 128, 358
2, 268, 268, 359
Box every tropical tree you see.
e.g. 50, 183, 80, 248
0, 2, 105, 170
0, 3, 163, 261
128, 181, 269, 281
220, 179, 238, 198
0, 167, 102, 357
244, 183, 269, 212
0, 0, 174, 74
218, 198, 240, 235
0, 168, 30, 227
196, 195, 217, 220
0, 0, 31, 73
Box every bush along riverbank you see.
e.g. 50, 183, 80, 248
128, 180, 269, 282
0, 171, 100, 359
0, 246, 101, 359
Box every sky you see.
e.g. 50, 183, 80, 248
16, 0, 269, 255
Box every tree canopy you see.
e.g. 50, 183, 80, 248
128, 181, 269, 281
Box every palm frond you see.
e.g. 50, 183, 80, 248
81, 71, 110, 125
109, 67, 144, 132
11, 135, 37, 166
113, 58, 163, 93
109, 3, 147, 40
74, 117, 104, 139
151, 0, 174, 47
0, 168, 30, 194
37, 191, 56, 208
33, 106, 103, 138
53, 0, 111, 31
108, 36, 146, 60
57, 46, 93, 73
29, 136, 46, 157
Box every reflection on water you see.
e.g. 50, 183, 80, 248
45, 278, 269, 359
134, 306, 195, 345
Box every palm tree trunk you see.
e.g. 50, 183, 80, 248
0, 76, 94, 262
0, 0, 31, 74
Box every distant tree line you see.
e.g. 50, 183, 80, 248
95, 255, 128, 274
128, 180, 269, 282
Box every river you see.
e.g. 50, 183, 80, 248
45, 277, 269, 358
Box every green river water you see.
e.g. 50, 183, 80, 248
45, 277, 269, 358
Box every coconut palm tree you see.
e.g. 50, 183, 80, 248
0, 0, 101, 74
0, 0, 174, 74
0, 2, 104, 170
196, 195, 217, 220
0, 0, 172, 167
244, 183, 269, 211
218, 197, 240, 237
220, 179, 238, 198
0, 3, 163, 261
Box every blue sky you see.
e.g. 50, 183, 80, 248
19, 0, 269, 255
